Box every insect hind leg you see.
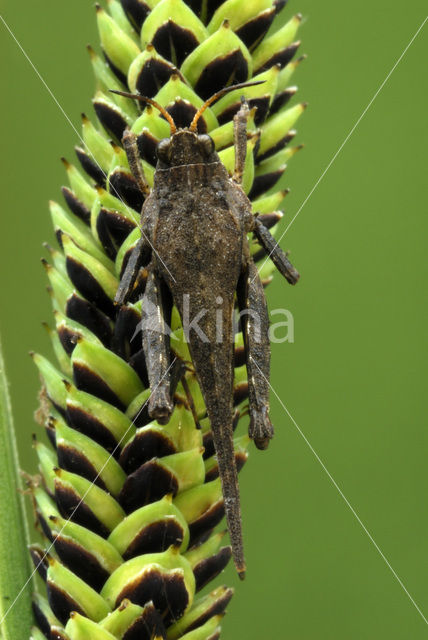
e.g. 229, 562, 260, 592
237, 258, 274, 450
142, 270, 173, 424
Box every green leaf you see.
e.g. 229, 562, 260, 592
0, 337, 33, 638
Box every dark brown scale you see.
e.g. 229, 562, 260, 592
32, 600, 52, 637
51, 629, 70, 640
249, 166, 286, 199
120, 0, 151, 31
75, 146, 106, 186
65, 256, 116, 318
193, 546, 232, 591
112, 305, 145, 359
128, 349, 149, 387
178, 587, 233, 635
119, 460, 179, 513
125, 399, 151, 428
193, 51, 249, 100
66, 404, 120, 456
202, 431, 215, 459
236, 8, 276, 51
188, 500, 225, 546
95, 211, 119, 261
255, 40, 300, 73
109, 169, 145, 212
137, 130, 160, 166
120, 429, 176, 473
103, 50, 128, 85
134, 57, 182, 100
55, 483, 110, 538
57, 325, 81, 356
152, 21, 199, 67
72, 361, 126, 410
54, 229, 64, 250
56, 443, 108, 491
95, 208, 137, 261
29, 545, 49, 582
52, 535, 110, 591
274, 0, 288, 13
233, 381, 249, 405
46, 581, 85, 626
36, 510, 55, 542
185, 0, 225, 22
45, 422, 57, 449
122, 602, 166, 640
118, 239, 150, 280
269, 87, 298, 116
101, 206, 138, 242
256, 130, 296, 163
66, 294, 113, 347
234, 343, 247, 367
112, 567, 190, 625
217, 95, 270, 126
257, 209, 286, 228
122, 519, 185, 559
205, 450, 248, 482
61, 187, 91, 223
93, 99, 129, 143
166, 99, 207, 132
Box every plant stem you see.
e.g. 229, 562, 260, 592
0, 337, 33, 639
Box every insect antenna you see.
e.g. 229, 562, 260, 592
109, 90, 177, 134
189, 80, 265, 132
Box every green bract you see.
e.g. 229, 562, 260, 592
28, 0, 305, 637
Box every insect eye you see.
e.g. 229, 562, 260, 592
156, 138, 171, 162
198, 134, 215, 157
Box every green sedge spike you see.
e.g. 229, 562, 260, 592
27, 0, 306, 637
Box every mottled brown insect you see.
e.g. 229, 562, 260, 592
112, 82, 299, 578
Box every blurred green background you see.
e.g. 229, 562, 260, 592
0, 1, 427, 638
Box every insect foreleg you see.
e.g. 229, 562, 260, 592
142, 270, 173, 424
122, 128, 150, 198
237, 257, 274, 450
232, 99, 250, 185
114, 236, 151, 305
253, 216, 300, 285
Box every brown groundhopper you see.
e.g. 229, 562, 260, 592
113, 81, 300, 579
